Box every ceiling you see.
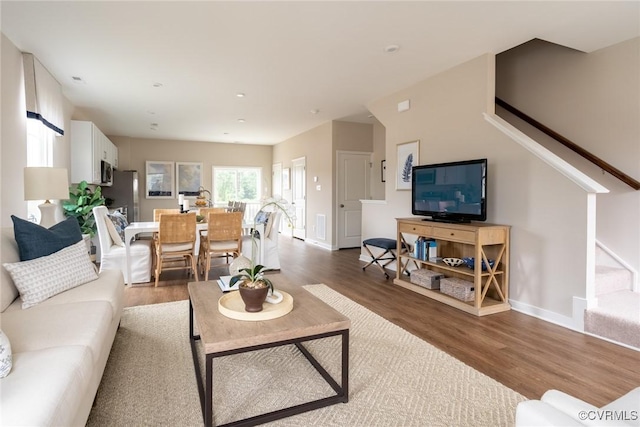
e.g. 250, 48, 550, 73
2, 1, 638, 145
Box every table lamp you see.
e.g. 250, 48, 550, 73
24, 167, 69, 228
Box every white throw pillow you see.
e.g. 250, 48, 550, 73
3, 240, 98, 309
0, 329, 11, 378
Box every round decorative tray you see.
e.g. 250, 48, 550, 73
218, 290, 293, 321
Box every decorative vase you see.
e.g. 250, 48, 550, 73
238, 285, 269, 312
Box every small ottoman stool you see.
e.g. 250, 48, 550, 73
362, 238, 401, 279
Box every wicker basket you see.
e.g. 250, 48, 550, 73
410, 269, 444, 290
440, 277, 475, 302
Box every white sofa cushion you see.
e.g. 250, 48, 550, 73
1, 228, 20, 312
1, 301, 114, 363
3, 241, 98, 309
0, 346, 93, 427
0, 329, 11, 378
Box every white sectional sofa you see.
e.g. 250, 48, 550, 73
0, 226, 124, 426
516, 387, 640, 426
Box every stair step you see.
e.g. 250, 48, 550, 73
585, 290, 640, 349
595, 265, 632, 296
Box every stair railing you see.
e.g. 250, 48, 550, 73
496, 97, 640, 190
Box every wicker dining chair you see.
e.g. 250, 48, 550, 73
154, 212, 198, 287
153, 208, 181, 221
150, 209, 181, 273
198, 211, 243, 281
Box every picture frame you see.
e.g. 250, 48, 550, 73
381, 160, 386, 183
146, 161, 175, 198
396, 140, 419, 190
282, 167, 291, 190
176, 162, 203, 198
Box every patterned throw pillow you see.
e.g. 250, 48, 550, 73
107, 211, 128, 246
3, 240, 98, 309
0, 329, 11, 378
11, 215, 82, 261
252, 210, 272, 239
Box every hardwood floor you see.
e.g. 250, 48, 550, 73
124, 235, 640, 407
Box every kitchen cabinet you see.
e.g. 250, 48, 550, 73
70, 120, 117, 185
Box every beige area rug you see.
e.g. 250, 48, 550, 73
88, 285, 525, 426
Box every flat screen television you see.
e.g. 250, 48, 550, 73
411, 158, 487, 223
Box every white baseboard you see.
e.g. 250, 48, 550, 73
304, 239, 334, 251
509, 298, 581, 333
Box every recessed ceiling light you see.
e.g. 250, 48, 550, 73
71, 76, 85, 84
223, 132, 229, 135
152, 82, 163, 88
237, 119, 245, 123
310, 109, 320, 115
147, 110, 156, 115
384, 44, 400, 54
236, 92, 245, 98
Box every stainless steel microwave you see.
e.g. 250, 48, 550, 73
101, 160, 113, 185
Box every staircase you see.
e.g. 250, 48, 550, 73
584, 258, 640, 349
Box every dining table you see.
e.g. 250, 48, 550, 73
123, 221, 208, 286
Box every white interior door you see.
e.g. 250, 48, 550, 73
291, 157, 306, 240
337, 151, 370, 248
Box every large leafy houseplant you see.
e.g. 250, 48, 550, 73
62, 181, 105, 237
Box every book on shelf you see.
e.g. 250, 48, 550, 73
217, 275, 239, 293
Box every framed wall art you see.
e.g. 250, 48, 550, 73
176, 162, 203, 198
146, 161, 175, 198
396, 140, 419, 190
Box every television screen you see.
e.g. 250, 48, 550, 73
411, 158, 487, 222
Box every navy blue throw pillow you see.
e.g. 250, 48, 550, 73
11, 215, 83, 261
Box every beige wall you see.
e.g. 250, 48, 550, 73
273, 122, 332, 245
496, 37, 640, 276
109, 136, 272, 221
272, 120, 373, 248
1, 34, 28, 227
370, 119, 386, 200
366, 53, 592, 322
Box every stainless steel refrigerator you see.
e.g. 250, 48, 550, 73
102, 170, 139, 223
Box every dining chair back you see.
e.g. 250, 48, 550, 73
197, 207, 226, 219
198, 212, 243, 280
153, 208, 180, 222
154, 212, 198, 287
93, 206, 152, 283
198, 211, 243, 281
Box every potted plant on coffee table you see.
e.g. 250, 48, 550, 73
229, 264, 274, 312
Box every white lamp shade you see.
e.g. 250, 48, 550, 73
24, 167, 69, 201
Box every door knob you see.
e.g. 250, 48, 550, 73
340, 204, 345, 208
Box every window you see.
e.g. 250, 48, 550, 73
26, 119, 56, 222
212, 167, 261, 204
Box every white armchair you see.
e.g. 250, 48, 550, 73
241, 210, 282, 270
93, 206, 152, 284
516, 387, 640, 427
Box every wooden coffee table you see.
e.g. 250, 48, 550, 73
188, 276, 350, 427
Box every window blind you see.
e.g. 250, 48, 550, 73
22, 53, 64, 136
